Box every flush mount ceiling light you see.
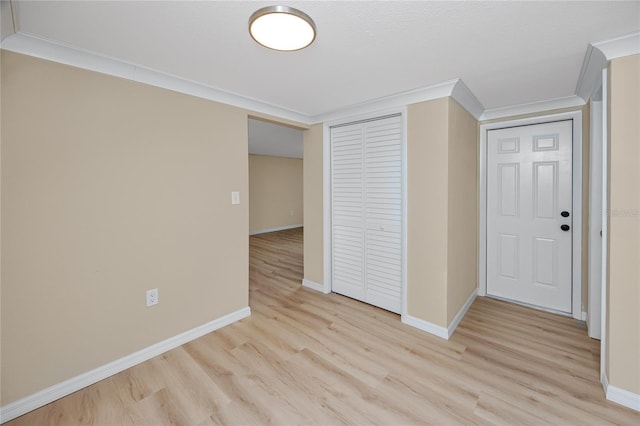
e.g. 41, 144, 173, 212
249, 5, 316, 51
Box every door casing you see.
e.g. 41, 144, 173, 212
479, 111, 583, 320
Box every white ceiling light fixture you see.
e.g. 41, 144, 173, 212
249, 5, 316, 51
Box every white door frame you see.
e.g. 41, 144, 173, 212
599, 67, 608, 384
588, 97, 603, 339
479, 111, 583, 320
322, 107, 408, 316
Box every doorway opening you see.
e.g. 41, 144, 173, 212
248, 117, 305, 236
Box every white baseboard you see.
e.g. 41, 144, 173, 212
0, 307, 251, 424
447, 289, 478, 338
602, 369, 640, 412
602, 370, 609, 393
402, 289, 477, 340
249, 224, 302, 235
401, 315, 449, 339
581, 311, 588, 321
302, 278, 328, 294
607, 384, 640, 412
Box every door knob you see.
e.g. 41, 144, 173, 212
561, 224, 570, 231
561, 211, 570, 217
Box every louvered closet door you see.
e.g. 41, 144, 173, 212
331, 115, 402, 314
363, 116, 402, 313
331, 124, 365, 301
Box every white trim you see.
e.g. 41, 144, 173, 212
580, 311, 587, 321
249, 224, 302, 236
0, 1, 16, 40
0, 33, 312, 125
401, 110, 409, 317
401, 315, 449, 340
588, 98, 603, 339
571, 111, 584, 320
451, 79, 485, 120
600, 372, 640, 412
322, 120, 332, 294
2, 31, 638, 130
324, 107, 408, 315
478, 122, 488, 296
576, 44, 608, 103
478, 111, 583, 319
313, 79, 483, 124
301, 278, 328, 293
600, 372, 640, 414
607, 385, 640, 412
600, 67, 609, 387
577, 32, 640, 103
479, 95, 585, 121
401, 288, 477, 340
0, 33, 486, 126
322, 107, 405, 130
593, 31, 640, 61
0, 307, 251, 424
314, 80, 455, 124
447, 290, 478, 338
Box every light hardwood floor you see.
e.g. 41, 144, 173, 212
7, 227, 639, 425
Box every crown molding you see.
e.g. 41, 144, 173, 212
310, 79, 459, 124
576, 32, 640, 103
311, 78, 484, 124
0, 33, 484, 125
0, 32, 313, 125
576, 44, 608, 102
0, 0, 17, 42
1, 32, 483, 125
593, 31, 640, 61
479, 95, 585, 122
3, 31, 635, 127
451, 79, 485, 120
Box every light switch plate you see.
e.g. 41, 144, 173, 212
231, 191, 240, 205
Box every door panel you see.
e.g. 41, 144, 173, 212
487, 120, 573, 313
331, 125, 365, 301
533, 162, 557, 219
498, 233, 518, 279
331, 115, 403, 314
498, 163, 519, 216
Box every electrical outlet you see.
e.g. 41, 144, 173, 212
146, 288, 159, 307
231, 191, 240, 205
289, 210, 294, 217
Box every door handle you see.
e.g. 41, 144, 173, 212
561, 211, 570, 217
561, 224, 570, 231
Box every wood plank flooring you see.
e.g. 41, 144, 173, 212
6, 227, 639, 425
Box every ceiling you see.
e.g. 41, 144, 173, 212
248, 118, 303, 158
4, 1, 639, 121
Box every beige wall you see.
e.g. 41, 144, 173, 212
1, 51, 249, 404
407, 97, 478, 328
302, 124, 324, 285
249, 154, 303, 233
407, 98, 450, 327
606, 54, 640, 395
447, 99, 479, 324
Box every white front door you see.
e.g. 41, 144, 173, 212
486, 120, 573, 313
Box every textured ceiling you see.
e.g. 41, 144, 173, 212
9, 1, 640, 118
